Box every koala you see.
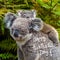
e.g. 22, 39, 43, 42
4, 12, 59, 60
31, 18, 59, 46
17, 10, 36, 19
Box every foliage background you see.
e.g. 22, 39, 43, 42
0, 0, 60, 60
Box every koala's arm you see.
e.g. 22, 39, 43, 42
42, 23, 59, 46
48, 30, 59, 46
17, 47, 24, 60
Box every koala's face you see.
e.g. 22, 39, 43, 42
10, 18, 31, 41
4, 12, 43, 42
17, 10, 36, 18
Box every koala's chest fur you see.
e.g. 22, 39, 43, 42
17, 32, 54, 60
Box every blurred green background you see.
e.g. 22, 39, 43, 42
0, 0, 60, 60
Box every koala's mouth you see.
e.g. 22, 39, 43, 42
12, 34, 26, 41
13, 35, 25, 41
12, 33, 33, 42
15, 38, 25, 42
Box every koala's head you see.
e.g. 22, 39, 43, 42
4, 12, 43, 43
17, 10, 36, 18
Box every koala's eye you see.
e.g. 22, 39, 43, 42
20, 30, 27, 35
15, 29, 20, 32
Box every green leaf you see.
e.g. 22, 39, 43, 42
36, 0, 52, 9
52, 11, 60, 15
52, 4, 60, 15
57, 20, 60, 26
36, 0, 59, 9
0, 53, 17, 59
53, 0, 58, 3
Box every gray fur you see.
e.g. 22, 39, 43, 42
29, 18, 43, 32
41, 22, 59, 46
30, 18, 59, 46
4, 12, 17, 29
4, 12, 60, 60
17, 10, 36, 19
17, 47, 24, 60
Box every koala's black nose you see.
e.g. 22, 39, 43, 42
14, 29, 19, 37
14, 32, 18, 37
26, 16, 29, 18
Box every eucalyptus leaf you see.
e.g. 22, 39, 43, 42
52, 11, 60, 16
36, 0, 52, 9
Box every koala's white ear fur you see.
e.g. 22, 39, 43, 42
29, 18, 43, 32
4, 12, 17, 29
31, 10, 36, 18
17, 10, 23, 16
33, 24, 41, 31
5, 20, 11, 29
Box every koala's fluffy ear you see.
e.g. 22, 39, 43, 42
31, 10, 36, 18
17, 10, 36, 18
29, 18, 43, 32
4, 12, 17, 29
17, 10, 23, 17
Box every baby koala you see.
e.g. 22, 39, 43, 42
30, 18, 59, 46
17, 10, 36, 19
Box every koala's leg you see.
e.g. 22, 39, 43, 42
48, 31, 59, 46
17, 47, 24, 60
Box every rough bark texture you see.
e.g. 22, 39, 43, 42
20, 32, 60, 60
